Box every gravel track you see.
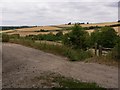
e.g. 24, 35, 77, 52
2, 43, 118, 88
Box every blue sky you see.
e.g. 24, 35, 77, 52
0, 0, 119, 26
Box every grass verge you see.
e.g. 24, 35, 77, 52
9, 38, 92, 61
85, 56, 118, 67
52, 76, 105, 89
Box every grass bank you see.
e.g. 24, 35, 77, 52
9, 38, 93, 61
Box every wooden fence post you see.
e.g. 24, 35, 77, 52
99, 45, 102, 56
95, 43, 97, 56
32, 37, 35, 43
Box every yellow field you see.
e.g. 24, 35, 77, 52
56, 22, 119, 28
1, 22, 120, 36
8, 31, 50, 36
15, 26, 61, 32
1, 30, 15, 33
7, 30, 71, 36
81, 22, 119, 27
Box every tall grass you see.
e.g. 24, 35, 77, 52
2, 33, 9, 42
9, 38, 93, 61
106, 45, 120, 61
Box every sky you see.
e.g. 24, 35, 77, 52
0, 0, 120, 26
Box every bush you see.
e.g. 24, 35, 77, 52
64, 49, 93, 61
9, 34, 20, 39
25, 33, 63, 41
56, 31, 63, 37
2, 33, 9, 42
111, 37, 120, 60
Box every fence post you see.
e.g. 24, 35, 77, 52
99, 45, 102, 56
95, 43, 97, 56
32, 37, 35, 43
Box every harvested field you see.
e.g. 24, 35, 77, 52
1, 22, 120, 36
15, 26, 61, 32
56, 22, 119, 28
7, 30, 70, 36
0, 30, 15, 33
81, 22, 119, 27
8, 31, 50, 36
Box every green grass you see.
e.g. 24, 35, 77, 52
32, 72, 105, 89
9, 38, 92, 61
52, 76, 105, 89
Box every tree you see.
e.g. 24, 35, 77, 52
68, 22, 71, 25
118, 20, 120, 22
100, 27, 117, 48
87, 22, 89, 24
90, 27, 118, 48
90, 29, 102, 47
63, 24, 89, 50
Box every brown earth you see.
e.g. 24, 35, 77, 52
0, 42, 2, 89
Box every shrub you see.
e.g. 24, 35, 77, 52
25, 33, 62, 41
111, 37, 120, 60
9, 34, 20, 39
35, 29, 48, 32
2, 33, 9, 42
64, 49, 93, 61
56, 31, 63, 41
56, 31, 63, 37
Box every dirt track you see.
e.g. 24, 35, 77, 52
0, 42, 2, 89
2, 43, 118, 88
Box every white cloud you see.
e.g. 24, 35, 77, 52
0, 1, 119, 26
1, 0, 119, 2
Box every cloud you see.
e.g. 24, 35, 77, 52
1, 0, 120, 2
0, 1, 119, 26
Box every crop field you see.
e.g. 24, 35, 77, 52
1, 22, 120, 36
56, 22, 119, 27
6, 30, 70, 36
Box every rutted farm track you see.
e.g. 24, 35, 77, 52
2, 43, 118, 88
